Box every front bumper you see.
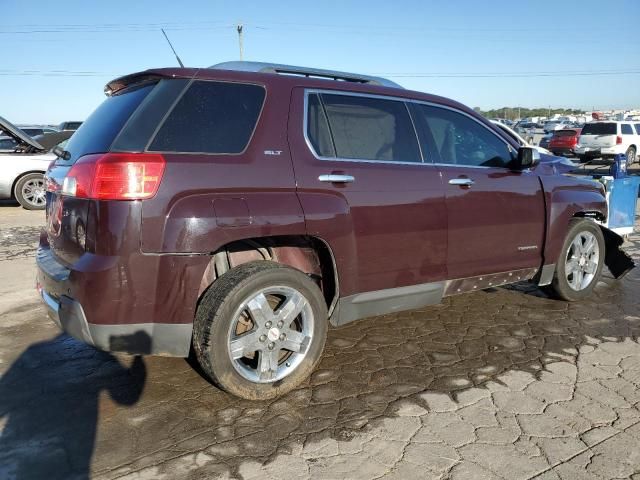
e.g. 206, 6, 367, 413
36, 244, 193, 357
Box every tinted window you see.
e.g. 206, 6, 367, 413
63, 83, 155, 163
621, 124, 634, 135
150, 81, 265, 154
581, 123, 616, 135
635, 124, 640, 135
306, 93, 335, 157
414, 105, 513, 168
319, 93, 421, 163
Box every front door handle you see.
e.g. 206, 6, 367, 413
319, 174, 355, 184
448, 178, 474, 187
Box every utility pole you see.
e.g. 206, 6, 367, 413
237, 24, 244, 61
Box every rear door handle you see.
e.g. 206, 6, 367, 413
319, 174, 355, 183
448, 178, 474, 187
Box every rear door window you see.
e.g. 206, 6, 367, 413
318, 93, 421, 163
149, 81, 265, 154
580, 123, 617, 135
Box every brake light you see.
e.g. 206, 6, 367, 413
616, 135, 623, 145
62, 153, 165, 200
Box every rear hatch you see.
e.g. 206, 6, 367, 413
550, 129, 579, 147
579, 122, 618, 148
45, 77, 165, 265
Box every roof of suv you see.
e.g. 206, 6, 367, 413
104, 61, 480, 126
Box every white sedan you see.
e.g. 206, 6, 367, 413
0, 116, 60, 210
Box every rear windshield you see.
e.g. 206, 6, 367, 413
62, 83, 155, 162
148, 80, 265, 154
554, 130, 578, 137
580, 123, 616, 135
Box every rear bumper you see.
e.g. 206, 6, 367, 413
575, 146, 622, 158
36, 243, 193, 357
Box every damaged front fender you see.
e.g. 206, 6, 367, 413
600, 226, 635, 279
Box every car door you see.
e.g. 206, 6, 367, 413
288, 88, 447, 297
410, 103, 545, 280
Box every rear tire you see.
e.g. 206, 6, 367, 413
14, 173, 46, 210
625, 146, 636, 166
193, 261, 328, 400
549, 219, 604, 302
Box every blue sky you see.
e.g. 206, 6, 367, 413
2, 0, 639, 124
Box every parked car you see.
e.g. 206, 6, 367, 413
57, 121, 83, 131
539, 133, 554, 150
543, 120, 574, 133
549, 128, 581, 157
575, 121, 639, 165
17, 125, 59, 137
490, 120, 551, 155
0, 117, 63, 209
37, 61, 634, 400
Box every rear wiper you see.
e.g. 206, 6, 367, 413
53, 145, 71, 160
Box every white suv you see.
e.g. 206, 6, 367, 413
575, 121, 639, 165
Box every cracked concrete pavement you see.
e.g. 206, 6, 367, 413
1, 200, 639, 480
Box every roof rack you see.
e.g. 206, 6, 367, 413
209, 61, 403, 89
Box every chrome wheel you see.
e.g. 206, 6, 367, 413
565, 231, 599, 291
20, 177, 46, 207
227, 286, 314, 383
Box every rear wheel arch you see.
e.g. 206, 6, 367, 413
197, 235, 339, 317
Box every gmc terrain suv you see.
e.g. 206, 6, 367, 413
37, 62, 634, 400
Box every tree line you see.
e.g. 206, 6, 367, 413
473, 107, 586, 120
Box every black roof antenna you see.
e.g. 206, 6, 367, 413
161, 28, 185, 68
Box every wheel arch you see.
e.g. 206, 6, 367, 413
197, 235, 339, 317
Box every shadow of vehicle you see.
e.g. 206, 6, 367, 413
0, 334, 146, 480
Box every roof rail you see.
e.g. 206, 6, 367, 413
209, 61, 403, 89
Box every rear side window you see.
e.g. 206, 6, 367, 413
581, 123, 616, 135
317, 93, 421, 163
63, 83, 154, 162
636, 124, 640, 134
621, 124, 634, 135
149, 81, 265, 154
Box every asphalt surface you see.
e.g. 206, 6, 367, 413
1, 197, 639, 480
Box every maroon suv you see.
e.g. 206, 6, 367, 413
37, 61, 634, 400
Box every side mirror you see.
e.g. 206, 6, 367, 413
515, 146, 540, 170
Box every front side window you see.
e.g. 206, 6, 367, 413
150, 81, 265, 154
315, 93, 421, 163
413, 105, 513, 168
635, 124, 640, 135
621, 124, 634, 135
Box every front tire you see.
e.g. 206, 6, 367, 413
193, 261, 328, 400
14, 173, 46, 210
550, 219, 605, 301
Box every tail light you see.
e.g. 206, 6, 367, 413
61, 153, 165, 200
616, 135, 623, 145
